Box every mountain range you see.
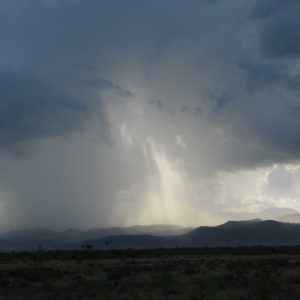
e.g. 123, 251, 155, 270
1, 219, 300, 251
278, 214, 300, 224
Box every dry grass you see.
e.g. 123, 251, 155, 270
0, 250, 299, 299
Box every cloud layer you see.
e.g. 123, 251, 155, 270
0, 0, 300, 229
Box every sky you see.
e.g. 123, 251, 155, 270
0, 0, 300, 230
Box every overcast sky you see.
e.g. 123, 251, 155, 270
0, 0, 300, 230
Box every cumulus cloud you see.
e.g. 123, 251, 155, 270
263, 165, 300, 199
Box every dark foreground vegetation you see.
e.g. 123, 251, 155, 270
1, 247, 300, 299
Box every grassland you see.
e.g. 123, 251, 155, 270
0, 248, 300, 299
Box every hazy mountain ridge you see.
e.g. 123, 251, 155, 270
0, 224, 190, 250
278, 214, 300, 224
1, 220, 300, 251
181, 220, 300, 247
67, 220, 300, 249
222, 207, 299, 223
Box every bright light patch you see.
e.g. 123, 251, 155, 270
136, 138, 192, 225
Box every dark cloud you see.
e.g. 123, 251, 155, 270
148, 100, 164, 110
180, 106, 202, 118
0, 0, 300, 229
261, 17, 300, 59
213, 91, 233, 112
196, 0, 220, 4
289, 105, 300, 121
238, 58, 300, 92
251, 0, 294, 19
252, 0, 300, 59
86, 78, 134, 98
0, 69, 88, 155
238, 58, 286, 91
192, 106, 202, 118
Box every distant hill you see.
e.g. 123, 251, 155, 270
181, 220, 300, 247
279, 214, 300, 224
0, 228, 57, 241
73, 220, 300, 250
223, 207, 299, 222
1, 220, 300, 251
0, 224, 190, 251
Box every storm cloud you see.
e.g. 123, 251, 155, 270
0, 0, 300, 229
252, 0, 300, 58
0, 69, 88, 155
